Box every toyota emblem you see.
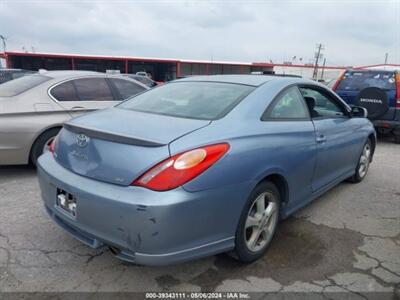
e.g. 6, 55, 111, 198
76, 133, 90, 148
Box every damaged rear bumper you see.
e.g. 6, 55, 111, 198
37, 153, 248, 266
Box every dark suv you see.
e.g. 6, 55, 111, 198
333, 69, 400, 143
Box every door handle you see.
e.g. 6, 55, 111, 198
316, 134, 327, 143
71, 106, 85, 110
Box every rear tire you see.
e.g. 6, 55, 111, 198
30, 128, 60, 166
348, 139, 372, 183
233, 181, 280, 263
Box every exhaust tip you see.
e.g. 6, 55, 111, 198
109, 246, 121, 255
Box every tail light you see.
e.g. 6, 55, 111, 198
332, 70, 345, 91
48, 135, 59, 154
132, 143, 230, 191
395, 73, 400, 109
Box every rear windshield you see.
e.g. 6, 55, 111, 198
337, 71, 396, 91
118, 81, 255, 120
0, 74, 51, 97
132, 76, 153, 85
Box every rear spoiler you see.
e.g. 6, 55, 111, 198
63, 123, 166, 147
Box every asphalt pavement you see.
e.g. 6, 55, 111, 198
0, 138, 399, 298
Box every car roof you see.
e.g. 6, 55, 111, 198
38, 70, 101, 79
0, 68, 24, 72
346, 69, 396, 73
176, 74, 300, 86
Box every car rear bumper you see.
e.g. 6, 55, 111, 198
373, 120, 400, 135
37, 153, 250, 265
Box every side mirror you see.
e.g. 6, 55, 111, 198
351, 106, 368, 118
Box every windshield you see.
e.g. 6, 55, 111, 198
337, 71, 395, 91
0, 74, 51, 97
118, 81, 255, 120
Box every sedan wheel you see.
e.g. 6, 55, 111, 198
30, 128, 60, 166
348, 139, 372, 183
234, 181, 280, 263
245, 192, 278, 252
358, 143, 371, 179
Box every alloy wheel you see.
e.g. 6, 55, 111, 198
244, 191, 278, 252
358, 143, 371, 178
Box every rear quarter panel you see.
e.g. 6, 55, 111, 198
0, 88, 71, 165
169, 79, 318, 220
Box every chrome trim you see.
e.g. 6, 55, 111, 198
47, 75, 148, 103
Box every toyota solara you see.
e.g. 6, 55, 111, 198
37, 75, 376, 266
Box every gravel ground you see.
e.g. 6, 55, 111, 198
0, 138, 399, 299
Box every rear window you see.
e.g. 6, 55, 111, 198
50, 81, 80, 101
118, 81, 255, 120
337, 71, 395, 91
0, 74, 51, 96
110, 78, 146, 99
132, 76, 153, 85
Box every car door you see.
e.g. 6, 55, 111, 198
299, 85, 361, 192
50, 77, 117, 117
261, 86, 317, 212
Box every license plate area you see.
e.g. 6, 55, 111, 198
56, 188, 77, 217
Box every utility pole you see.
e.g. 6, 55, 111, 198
0, 35, 7, 53
320, 58, 326, 81
0, 35, 6, 69
312, 43, 324, 80
384, 53, 388, 65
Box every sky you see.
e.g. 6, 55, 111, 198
0, 0, 399, 67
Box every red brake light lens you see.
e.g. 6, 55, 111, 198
395, 73, 400, 109
48, 135, 59, 154
132, 143, 230, 191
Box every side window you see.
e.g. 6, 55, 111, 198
265, 86, 309, 120
73, 78, 114, 101
300, 87, 346, 118
110, 78, 146, 100
50, 81, 79, 101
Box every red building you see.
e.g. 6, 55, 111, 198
0, 51, 275, 82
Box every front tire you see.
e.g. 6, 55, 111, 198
233, 181, 280, 263
394, 133, 400, 144
348, 139, 372, 183
30, 128, 60, 166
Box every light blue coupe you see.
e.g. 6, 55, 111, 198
37, 75, 376, 266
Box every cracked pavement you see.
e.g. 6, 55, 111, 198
0, 138, 399, 298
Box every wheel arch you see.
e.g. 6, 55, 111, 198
367, 133, 376, 162
28, 125, 63, 163
257, 173, 289, 209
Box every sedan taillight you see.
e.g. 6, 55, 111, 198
132, 143, 230, 191
48, 135, 59, 155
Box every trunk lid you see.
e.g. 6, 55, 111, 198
55, 107, 210, 186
